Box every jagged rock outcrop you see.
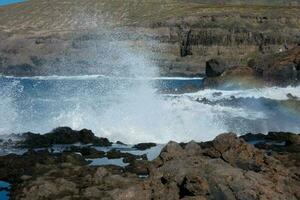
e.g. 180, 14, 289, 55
204, 46, 300, 87
248, 45, 300, 84
133, 143, 157, 150
8, 132, 300, 200
203, 65, 259, 88
19, 127, 112, 148
205, 58, 228, 77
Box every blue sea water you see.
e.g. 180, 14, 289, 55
0, 181, 10, 200
0, 75, 300, 143
0, 0, 25, 6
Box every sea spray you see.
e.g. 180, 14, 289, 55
1, 13, 300, 143
1, 75, 300, 143
0, 79, 20, 134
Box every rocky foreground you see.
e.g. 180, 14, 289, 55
0, 128, 299, 200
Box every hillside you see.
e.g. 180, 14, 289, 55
0, 0, 300, 76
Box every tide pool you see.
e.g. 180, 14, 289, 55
0, 181, 10, 200
0, 0, 25, 6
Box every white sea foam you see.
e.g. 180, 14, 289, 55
1, 75, 203, 81
1, 71, 300, 143
1, 76, 300, 143
179, 86, 300, 101
0, 80, 20, 134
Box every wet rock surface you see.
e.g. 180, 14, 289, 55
106, 149, 147, 163
0, 150, 88, 183
1, 131, 299, 200
19, 127, 112, 148
63, 146, 106, 159
240, 132, 300, 153
133, 143, 157, 150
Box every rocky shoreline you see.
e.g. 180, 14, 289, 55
0, 1, 300, 200
0, 128, 299, 200
203, 45, 300, 88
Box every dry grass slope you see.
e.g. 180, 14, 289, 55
1, 0, 300, 33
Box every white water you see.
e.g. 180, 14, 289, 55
1, 25, 300, 143
1, 74, 300, 143
184, 86, 300, 101
1, 75, 203, 81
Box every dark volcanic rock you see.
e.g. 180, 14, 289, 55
133, 143, 157, 150
20, 127, 112, 148
116, 141, 127, 145
203, 66, 258, 88
287, 93, 299, 100
212, 133, 265, 171
106, 149, 147, 163
125, 160, 151, 176
64, 146, 106, 159
241, 132, 300, 145
249, 46, 300, 85
7, 132, 300, 200
4, 64, 37, 76
146, 134, 300, 200
240, 133, 266, 142
0, 150, 88, 183
205, 58, 228, 77
204, 46, 300, 88
241, 132, 300, 154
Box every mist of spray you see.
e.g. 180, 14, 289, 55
1, 10, 300, 143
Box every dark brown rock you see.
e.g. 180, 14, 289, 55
19, 127, 112, 148
205, 58, 228, 77
64, 146, 106, 159
133, 143, 157, 150
106, 149, 147, 163
239, 133, 266, 142
203, 66, 259, 88
249, 46, 300, 85
204, 46, 300, 88
5, 133, 300, 200
116, 141, 127, 145
0, 151, 88, 183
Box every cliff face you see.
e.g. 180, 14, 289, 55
0, 0, 300, 76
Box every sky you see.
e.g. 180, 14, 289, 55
0, 0, 25, 6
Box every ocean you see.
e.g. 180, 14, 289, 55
1, 75, 300, 143
0, 0, 25, 6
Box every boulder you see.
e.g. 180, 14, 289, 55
0, 151, 88, 183
240, 132, 300, 147
249, 46, 300, 85
145, 136, 299, 200
204, 46, 300, 88
213, 133, 265, 171
106, 149, 147, 163
19, 127, 112, 148
205, 58, 228, 77
133, 143, 157, 150
239, 133, 266, 142
116, 141, 127, 145
203, 66, 259, 88
64, 146, 106, 159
